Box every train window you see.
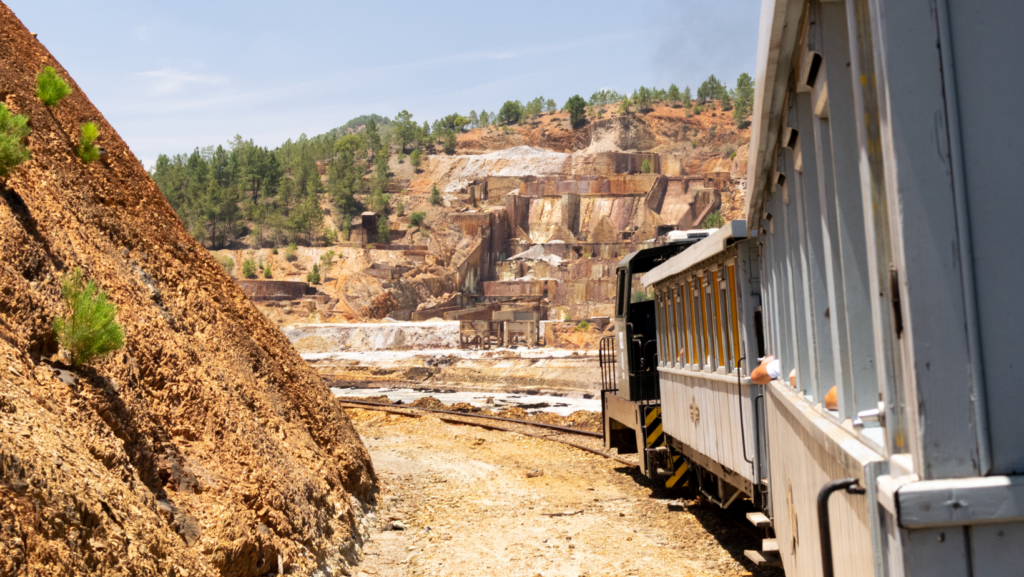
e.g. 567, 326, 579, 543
719, 273, 733, 371
615, 271, 627, 318
711, 270, 726, 370
728, 265, 742, 371
674, 284, 686, 367
702, 275, 715, 370
689, 279, 701, 366
668, 286, 679, 368
656, 290, 666, 366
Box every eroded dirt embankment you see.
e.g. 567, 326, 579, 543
0, 5, 374, 575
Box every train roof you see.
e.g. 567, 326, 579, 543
640, 220, 748, 287
745, 0, 804, 226
616, 240, 700, 275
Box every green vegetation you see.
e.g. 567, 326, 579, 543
498, 100, 523, 125
429, 184, 442, 206
215, 254, 235, 274
378, 216, 391, 243
53, 268, 125, 367
640, 159, 652, 174
667, 84, 681, 106
733, 73, 755, 127
574, 320, 591, 332
588, 89, 625, 106
702, 211, 726, 229
632, 86, 653, 112
409, 212, 426, 227
631, 289, 652, 303
241, 258, 257, 278
320, 250, 335, 272
306, 264, 321, 285
36, 66, 72, 106
76, 122, 100, 163
284, 243, 298, 262
443, 131, 457, 155
618, 98, 632, 115
693, 105, 704, 115
396, 200, 405, 217
263, 264, 272, 278
410, 148, 421, 169
697, 74, 728, 102
565, 95, 587, 127
0, 103, 31, 177
682, 86, 693, 108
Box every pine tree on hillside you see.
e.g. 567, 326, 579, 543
565, 95, 587, 127
682, 86, 693, 108
667, 84, 681, 106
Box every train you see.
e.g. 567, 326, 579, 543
601, 0, 1024, 575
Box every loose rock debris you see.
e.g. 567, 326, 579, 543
345, 408, 783, 577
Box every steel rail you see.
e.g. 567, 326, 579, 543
336, 398, 602, 438
337, 402, 636, 467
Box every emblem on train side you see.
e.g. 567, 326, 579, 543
689, 396, 700, 425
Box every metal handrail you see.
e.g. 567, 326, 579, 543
817, 478, 866, 577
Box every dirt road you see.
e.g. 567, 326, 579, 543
347, 408, 780, 577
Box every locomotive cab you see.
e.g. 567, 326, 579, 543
600, 242, 699, 478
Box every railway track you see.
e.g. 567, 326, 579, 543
336, 398, 636, 467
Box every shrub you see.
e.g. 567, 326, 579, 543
429, 184, 442, 206
730, 150, 737, 160
564, 94, 587, 127
691, 139, 697, 148
306, 264, 321, 285
0, 103, 32, 177
397, 200, 405, 217
320, 250, 335, 272
702, 211, 725, 229
53, 268, 125, 367
631, 289, 653, 303
409, 212, 426, 227
323, 227, 338, 245
215, 254, 235, 274
341, 218, 351, 241
272, 247, 278, 255
284, 243, 298, 262
241, 258, 257, 278
573, 320, 591, 332
410, 148, 421, 168
36, 66, 72, 106
443, 132, 456, 155
76, 122, 101, 163
640, 159, 651, 174
263, 264, 272, 278
378, 216, 391, 243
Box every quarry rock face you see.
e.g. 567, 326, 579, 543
0, 4, 375, 576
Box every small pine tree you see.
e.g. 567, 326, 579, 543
323, 227, 338, 245
397, 200, 405, 217
216, 255, 235, 274
682, 86, 693, 108
564, 94, 587, 127
36, 66, 72, 106
702, 211, 726, 229
640, 159, 652, 174
410, 148, 421, 168
443, 131, 457, 155
284, 243, 298, 262
378, 216, 391, 243
241, 258, 257, 278
263, 264, 272, 278
618, 98, 632, 115
341, 217, 352, 241
429, 184, 442, 206
76, 122, 101, 163
409, 212, 426, 227
306, 264, 321, 285
53, 268, 125, 367
0, 103, 31, 176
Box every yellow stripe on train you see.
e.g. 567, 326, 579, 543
645, 407, 661, 427
666, 460, 690, 489
646, 424, 663, 447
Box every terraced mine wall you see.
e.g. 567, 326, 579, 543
285, 322, 461, 351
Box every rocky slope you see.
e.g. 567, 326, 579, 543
0, 4, 375, 576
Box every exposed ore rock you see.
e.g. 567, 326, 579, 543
0, 4, 375, 575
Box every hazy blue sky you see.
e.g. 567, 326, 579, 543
7, 0, 760, 168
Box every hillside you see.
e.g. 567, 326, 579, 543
0, 4, 375, 576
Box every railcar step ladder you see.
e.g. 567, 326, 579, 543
743, 550, 782, 568
745, 512, 771, 527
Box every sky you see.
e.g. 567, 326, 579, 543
7, 0, 761, 169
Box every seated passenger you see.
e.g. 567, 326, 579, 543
750, 356, 799, 389
824, 386, 838, 411
750, 356, 780, 384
